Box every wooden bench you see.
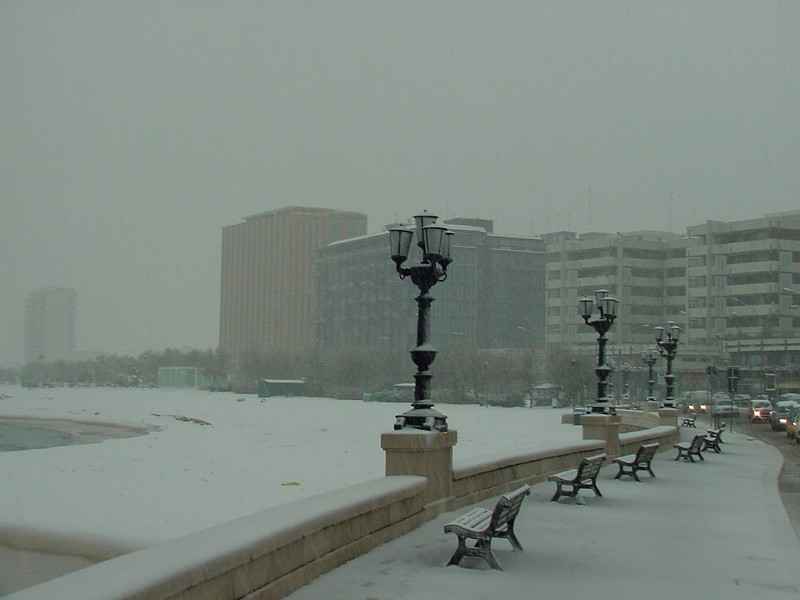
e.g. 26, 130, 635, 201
702, 434, 721, 454
708, 424, 725, 444
674, 434, 705, 462
547, 454, 607, 502
443, 485, 531, 570
681, 416, 696, 428
613, 442, 659, 481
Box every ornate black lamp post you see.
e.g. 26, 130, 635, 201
578, 289, 620, 414
388, 212, 454, 432
641, 347, 658, 404
655, 322, 681, 408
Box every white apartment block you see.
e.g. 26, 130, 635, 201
544, 231, 691, 363
685, 210, 800, 368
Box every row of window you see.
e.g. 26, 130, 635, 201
666, 267, 687, 278
726, 294, 779, 306
577, 266, 617, 278
622, 247, 685, 259
727, 315, 781, 328
713, 228, 800, 244
566, 247, 617, 261
689, 296, 706, 308
630, 305, 664, 316
726, 249, 780, 264
687, 255, 707, 267
728, 271, 780, 286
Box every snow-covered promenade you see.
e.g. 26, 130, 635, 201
289, 429, 800, 600
6, 385, 798, 600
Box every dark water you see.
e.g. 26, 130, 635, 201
0, 423, 77, 452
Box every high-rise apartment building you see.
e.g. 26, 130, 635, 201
24, 287, 77, 364
544, 231, 691, 362
685, 210, 800, 367
316, 219, 546, 356
218, 206, 367, 360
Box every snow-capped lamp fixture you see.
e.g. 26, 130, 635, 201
387, 211, 454, 433
578, 289, 620, 414
641, 347, 659, 404
655, 321, 681, 408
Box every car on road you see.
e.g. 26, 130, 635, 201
683, 391, 709, 414
751, 399, 773, 423
769, 400, 800, 432
711, 400, 736, 417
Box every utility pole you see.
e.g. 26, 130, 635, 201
727, 366, 739, 433
706, 365, 717, 427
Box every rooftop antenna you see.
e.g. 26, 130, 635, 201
667, 193, 674, 233
586, 185, 593, 231
544, 203, 551, 234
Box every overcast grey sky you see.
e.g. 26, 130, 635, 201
2, 1, 799, 365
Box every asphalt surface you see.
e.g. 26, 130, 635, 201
735, 417, 800, 539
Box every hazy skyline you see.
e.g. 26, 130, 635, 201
3, 1, 799, 365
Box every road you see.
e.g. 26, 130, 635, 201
739, 418, 800, 539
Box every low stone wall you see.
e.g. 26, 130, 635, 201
448, 440, 607, 511
616, 409, 662, 432
561, 408, 663, 431
619, 426, 679, 456
8, 476, 427, 600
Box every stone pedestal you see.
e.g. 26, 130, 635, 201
381, 430, 457, 504
581, 414, 621, 458
658, 408, 679, 428
647, 400, 661, 412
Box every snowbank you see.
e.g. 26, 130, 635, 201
0, 385, 577, 554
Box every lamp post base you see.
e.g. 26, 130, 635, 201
394, 406, 448, 432
589, 402, 616, 415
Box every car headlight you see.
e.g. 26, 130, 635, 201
780, 418, 787, 424
689, 404, 695, 410
700, 404, 707, 410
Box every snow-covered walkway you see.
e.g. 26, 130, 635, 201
289, 431, 800, 600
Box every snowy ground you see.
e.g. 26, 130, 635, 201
289, 430, 800, 600
0, 385, 577, 555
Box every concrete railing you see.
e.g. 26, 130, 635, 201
447, 440, 607, 511
8, 476, 427, 600
619, 426, 680, 455
615, 409, 662, 432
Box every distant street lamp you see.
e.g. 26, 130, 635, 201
655, 322, 681, 408
641, 347, 658, 403
578, 289, 620, 414
388, 212, 454, 432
